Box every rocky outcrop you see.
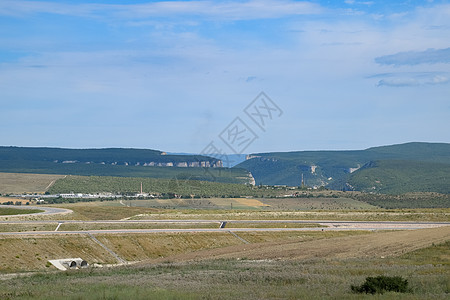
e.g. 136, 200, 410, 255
248, 172, 256, 186
137, 160, 223, 168
246, 155, 261, 160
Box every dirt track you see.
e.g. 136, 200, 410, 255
148, 226, 450, 263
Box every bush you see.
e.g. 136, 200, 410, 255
351, 275, 409, 294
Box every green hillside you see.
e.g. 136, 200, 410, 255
348, 160, 450, 194
365, 142, 450, 162
47, 175, 260, 198
0, 146, 220, 165
0, 146, 249, 184
236, 142, 450, 193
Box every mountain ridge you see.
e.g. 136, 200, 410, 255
235, 142, 450, 193
0, 146, 252, 184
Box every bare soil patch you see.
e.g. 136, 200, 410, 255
96, 232, 243, 262
148, 226, 450, 263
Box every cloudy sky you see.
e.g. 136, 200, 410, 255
1, 0, 449, 154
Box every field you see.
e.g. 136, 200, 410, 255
0, 228, 449, 299
47, 174, 268, 197
0, 230, 366, 272
0, 198, 31, 205
351, 192, 450, 209
124, 197, 270, 210
0, 207, 43, 216
0, 173, 65, 194
113, 196, 377, 211
0, 174, 449, 299
45, 201, 161, 220
22, 200, 448, 222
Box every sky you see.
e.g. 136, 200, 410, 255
1, 0, 449, 155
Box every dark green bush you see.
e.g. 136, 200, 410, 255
351, 275, 409, 294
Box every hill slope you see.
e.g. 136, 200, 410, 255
348, 160, 450, 194
0, 146, 223, 166
236, 142, 450, 193
0, 146, 251, 184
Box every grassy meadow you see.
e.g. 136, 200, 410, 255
0, 170, 448, 300
0, 207, 44, 216
0, 240, 448, 299
0, 173, 65, 194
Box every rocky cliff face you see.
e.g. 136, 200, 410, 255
248, 172, 256, 186
54, 159, 223, 168
138, 160, 223, 168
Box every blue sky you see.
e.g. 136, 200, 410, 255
1, 0, 449, 154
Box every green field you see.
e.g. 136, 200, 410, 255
47, 175, 281, 198
0, 207, 43, 216
0, 173, 65, 194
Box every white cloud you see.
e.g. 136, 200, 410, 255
375, 47, 450, 66
375, 73, 450, 87
376, 78, 420, 87
1, 1, 449, 150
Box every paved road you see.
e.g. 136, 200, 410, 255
0, 205, 72, 217
0, 219, 448, 235
1, 219, 449, 225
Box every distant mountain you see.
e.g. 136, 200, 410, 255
0, 146, 252, 184
0, 146, 222, 167
235, 142, 450, 194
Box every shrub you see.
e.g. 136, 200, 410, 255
351, 275, 409, 294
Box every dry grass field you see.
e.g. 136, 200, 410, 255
0, 234, 118, 272
123, 196, 375, 210
147, 226, 450, 263
42, 200, 449, 222
125, 197, 270, 210
262, 196, 377, 210
0, 197, 33, 205
96, 232, 243, 262
1, 227, 448, 274
0, 196, 448, 299
0, 231, 342, 272
129, 208, 450, 222
0, 173, 65, 194
0, 223, 57, 232
0, 228, 448, 299
0, 222, 219, 233
45, 201, 160, 220
224, 222, 325, 228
